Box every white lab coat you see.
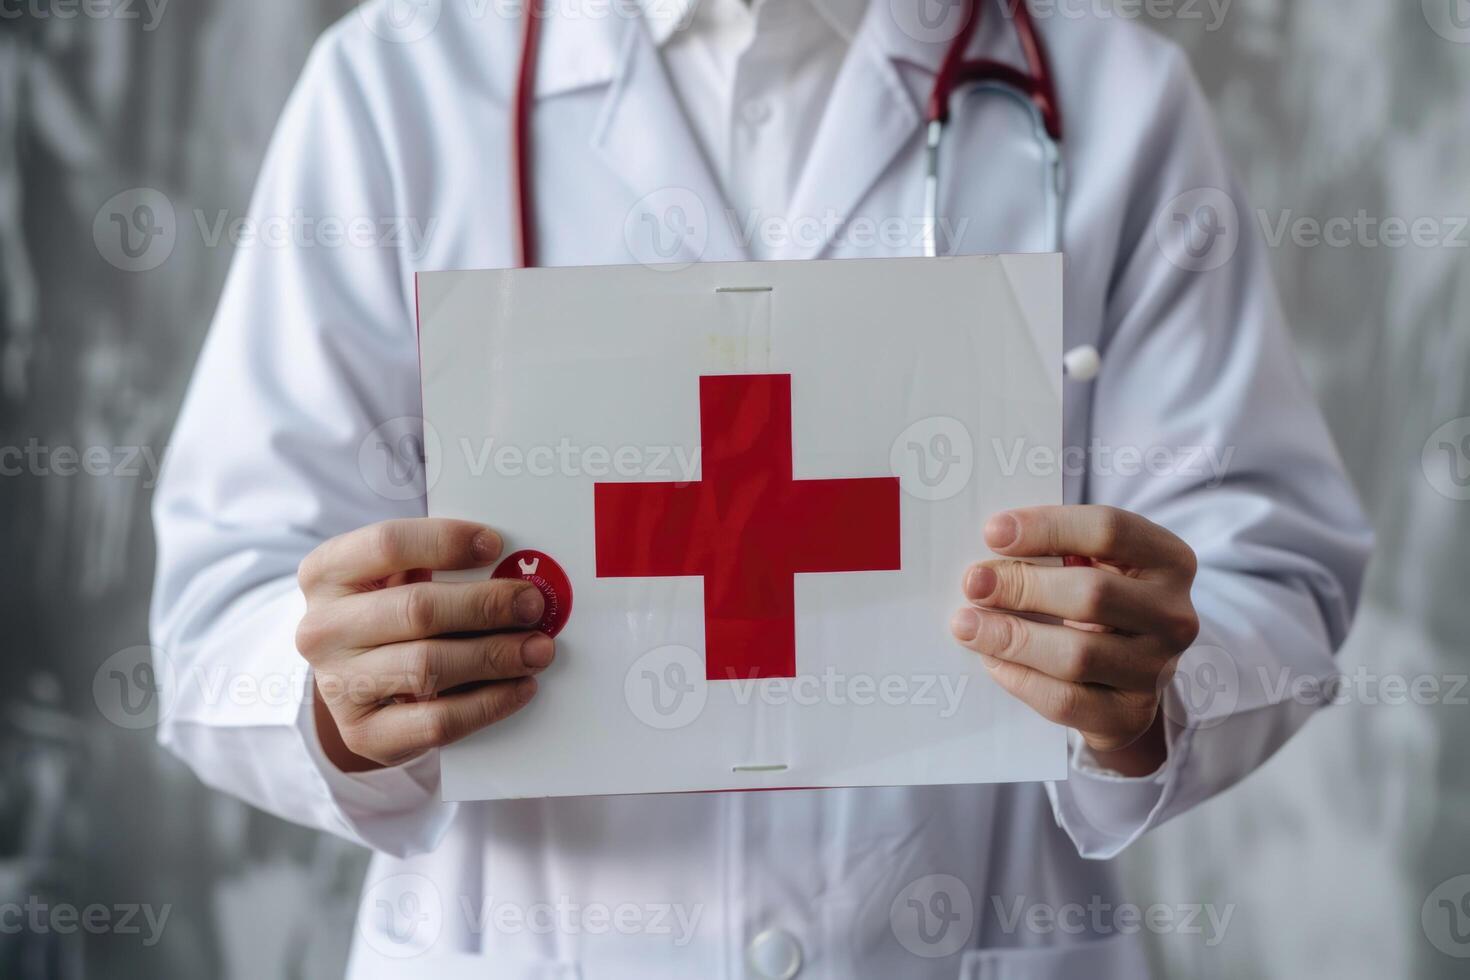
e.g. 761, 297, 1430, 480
149, 2, 1372, 978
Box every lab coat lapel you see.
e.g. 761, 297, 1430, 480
774, 8, 925, 261
582, 19, 750, 265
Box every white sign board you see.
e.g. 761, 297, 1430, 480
417, 254, 1065, 801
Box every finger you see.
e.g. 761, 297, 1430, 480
964, 561, 1170, 634
354, 677, 539, 762
325, 632, 555, 705
984, 506, 1195, 577
980, 658, 1154, 741
323, 578, 545, 648
299, 519, 503, 594
950, 607, 1160, 690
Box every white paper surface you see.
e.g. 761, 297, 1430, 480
417, 254, 1066, 801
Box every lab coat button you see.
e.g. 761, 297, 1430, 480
747, 927, 802, 979
1063, 343, 1101, 381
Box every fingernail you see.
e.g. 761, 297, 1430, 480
964, 565, 997, 601
514, 587, 545, 624
521, 633, 555, 670
979, 653, 1002, 670
515, 676, 538, 703
985, 513, 1019, 549
472, 530, 502, 563
951, 607, 980, 641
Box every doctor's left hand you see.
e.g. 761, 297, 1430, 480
949, 505, 1200, 777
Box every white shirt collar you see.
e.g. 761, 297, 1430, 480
638, 0, 869, 47
527, 0, 960, 99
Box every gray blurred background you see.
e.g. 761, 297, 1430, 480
1, 1, 1467, 976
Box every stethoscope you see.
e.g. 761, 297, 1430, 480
920, 0, 1063, 259
510, 0, 1098, 380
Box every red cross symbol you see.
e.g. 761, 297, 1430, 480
594, 374, 901, 680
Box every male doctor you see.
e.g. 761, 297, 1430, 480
151, 0, 1371, 977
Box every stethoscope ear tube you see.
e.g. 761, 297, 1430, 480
512, 0, 544, 268
921, 120, 946, 259
921, 0, 1065, 258
922, 92, 1064, 257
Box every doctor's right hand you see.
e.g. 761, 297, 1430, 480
294, 518, 553, 773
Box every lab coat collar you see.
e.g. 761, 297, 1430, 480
637, 0, 869, 46
768, 1, 1018, 259
637, 0, 697, 46
587, 17, 753, 262
766, 8, 913, 259
532, 0, 882, 98
526, 0, 641, 99
529, 0, 1001, 261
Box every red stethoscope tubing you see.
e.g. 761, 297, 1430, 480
930, 0, 1062, 139
511, 0, 544, 269
511, 0, 1061, 268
